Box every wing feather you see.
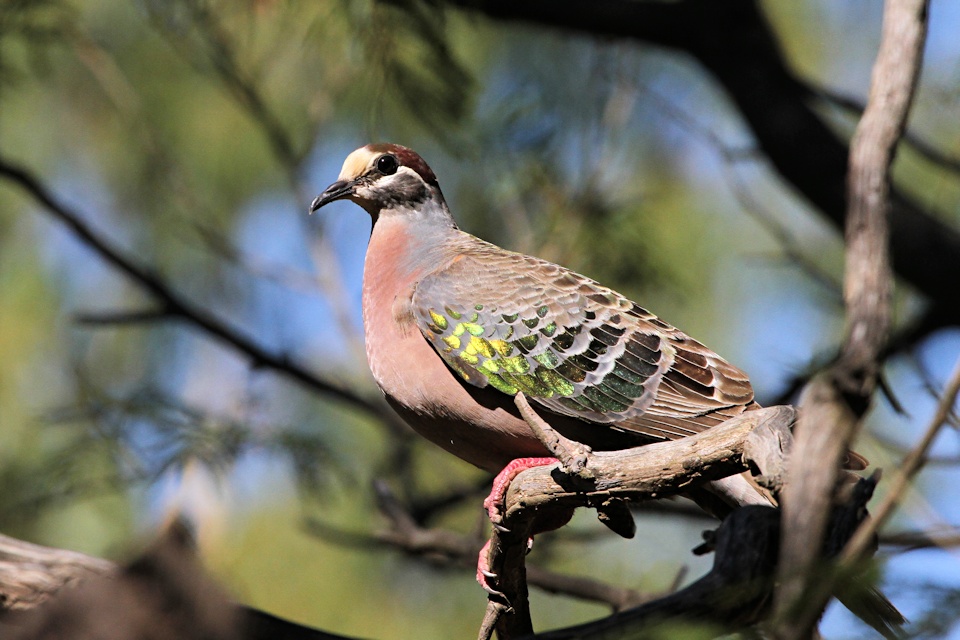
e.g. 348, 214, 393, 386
412, 235, 754, 440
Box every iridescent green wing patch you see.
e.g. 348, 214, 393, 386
418, 301, 576, 398
412, 247, 675, 423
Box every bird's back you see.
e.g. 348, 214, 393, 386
410, 230, 759, 443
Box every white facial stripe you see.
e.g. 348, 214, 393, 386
393, 166, 420, 180
338, 148, 378, 181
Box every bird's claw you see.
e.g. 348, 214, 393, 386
477, 539, 502, 596
477, 458, 562, 600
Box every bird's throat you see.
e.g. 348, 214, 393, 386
361, 215, 453, 380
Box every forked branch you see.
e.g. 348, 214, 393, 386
483, 406, 794, 639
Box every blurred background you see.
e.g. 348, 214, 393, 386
2, 1, 960, 637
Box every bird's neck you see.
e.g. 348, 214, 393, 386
367, 198, 459, 277
362, 199, 461, 323
361, 201, 462, 395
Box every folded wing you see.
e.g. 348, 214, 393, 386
412, 238, 755, 441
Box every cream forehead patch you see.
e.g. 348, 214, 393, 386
338, 147, 377, 181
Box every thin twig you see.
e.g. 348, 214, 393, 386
527, 505, 783, 640
73, 309, 173, 325
305, 513, 647, 611
478, 601, 508, 640
809, 83, 960, 176
515, 392, 591, 475
881, 527, 960, 550
355, 482, 652, 611
842, 355, 960, 561
0, 155, 402, 432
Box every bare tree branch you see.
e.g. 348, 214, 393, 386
842, 356, 960, 560
527, 505, 781, 640
483, 406, 794, 638
444, 0, 960, 347
0, 155, 405, 434
0, 535, 114, 611
515, 392, 590, 476
0, 524, 355, 640
773, 1, 929, 638
881, 527, 960, 551
1, 405, 899, 639
809, 83, 960, 176
306, 481, 650, 613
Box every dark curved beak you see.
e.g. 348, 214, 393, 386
309, 180, 354, 213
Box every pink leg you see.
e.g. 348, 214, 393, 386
483, 457, 558, 524
477, 457, 558, 593
476, 539, 498, 593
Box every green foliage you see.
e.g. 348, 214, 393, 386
0, 0, 76, 87
344, 0, 475, 135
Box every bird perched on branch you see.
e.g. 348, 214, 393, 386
311, 143, 780, 582
311, 143, 764, 468
309, 144, 894, 630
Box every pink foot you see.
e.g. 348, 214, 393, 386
483, 457, 558, 525
476, 537, 534, 595
477, 539, 498, 593
478, 458, 580, 593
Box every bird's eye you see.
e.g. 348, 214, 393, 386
377, 154, 399, 176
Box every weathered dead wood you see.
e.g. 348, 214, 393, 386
0, 404, 898, 640
0, 534, 115, 611
773, 1, 929, 638
516, 392, 636, 539
526, 505, 781, 640
515, 392, 591, 476
503, 406, 793, 519
524, 474, 895, 640
484, 406, 795, 639
0, 523, 356, 640
742, 412, 795, 496
0, 407, 791, 640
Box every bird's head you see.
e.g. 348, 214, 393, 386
310, 143, 445, 219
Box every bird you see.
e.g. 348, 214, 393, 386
310, 144, 892, 627
311, 143, 764, 470
311, 143, 801, 579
